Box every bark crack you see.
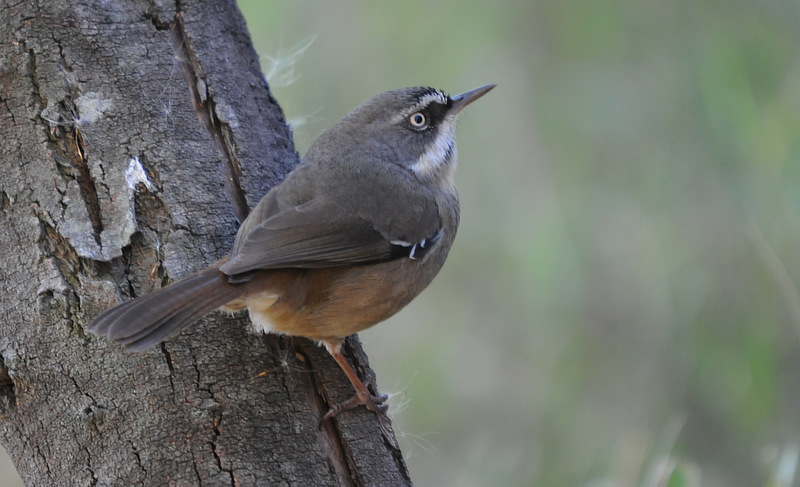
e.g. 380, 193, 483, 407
33, 445, 53, 484
69, 128, 104, 245
1, 97, 16, 126
143, 7, 172, 31
188, 348, 236, 486
33, 209, 81, 288
63, 369, 107, 485
129, 440, 145, 480
191, 452, 203, 485
381, 428, 412, 484
84, 447, 98, 486
33, 36, 106, 246
210, 416, 236, 487
0, 190, 10, 211
170, 7, 250, 223
159, 343, 176, 394
294, 341, 360, 487
0, 354, 17, 410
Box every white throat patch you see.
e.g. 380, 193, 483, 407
411, 118, 457, 187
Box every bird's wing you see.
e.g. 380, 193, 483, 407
220, 193, 442, 277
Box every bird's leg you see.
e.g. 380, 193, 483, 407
319, 340, 388, 425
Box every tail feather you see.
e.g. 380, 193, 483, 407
87, 266, 242, 352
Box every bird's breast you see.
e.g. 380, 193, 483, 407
238, 243, 451, 342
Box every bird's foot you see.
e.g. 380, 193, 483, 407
319, 387, 388, 427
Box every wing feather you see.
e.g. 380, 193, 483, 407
220, 210, 398, 275
220, 159, 443, 277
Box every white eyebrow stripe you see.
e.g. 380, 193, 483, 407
407, 91, 448, 116
391, 90, 449, 124
416, 91, 448, 108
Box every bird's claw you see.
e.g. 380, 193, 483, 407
318, 389, 388, 428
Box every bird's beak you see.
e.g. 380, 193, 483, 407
449, 84, 496, 116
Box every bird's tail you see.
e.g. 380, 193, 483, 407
87, 266, 242, 352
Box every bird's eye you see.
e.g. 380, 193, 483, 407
409, 112, 427, 128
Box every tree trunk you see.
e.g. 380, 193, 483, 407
0, 1, 410, 485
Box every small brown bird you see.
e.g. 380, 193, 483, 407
88, 84, 495, 422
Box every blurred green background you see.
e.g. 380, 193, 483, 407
238, 1, 800, 486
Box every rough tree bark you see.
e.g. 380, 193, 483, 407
0, 1, 411, 485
